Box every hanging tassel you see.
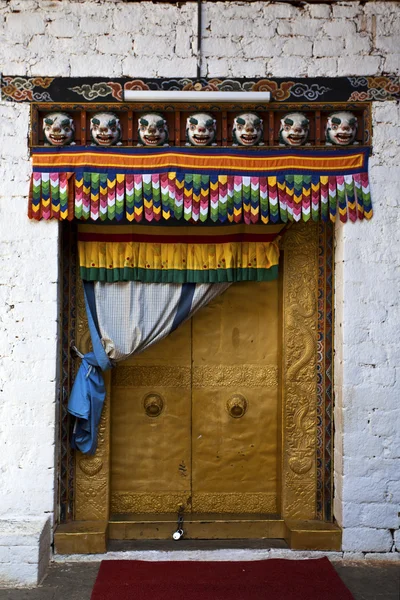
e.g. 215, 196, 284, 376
320, 176, 329, 222
116, 174, 125, 221
107, 174, 116, 221
152, 174, 161, 221
74, 172, 83, 220
134, 174, 143, 222
336, 175, 347, 223
210, 174, 219, 222
60, 173, 69, 220
302, 175, 311, 222
82, 172, 91, 220
160, 173, 170, 220
285, 175, 294, 222
50, 173, 60, 219
41, 172, 51, 220
345, 175, 356, 223
31, 173, 42, 220
200, 174, 209, 222
233, 176, 242, 223
218, 175, 228, 223
175, 173, 184, 220
268, 177, 279, 223
311, 174, 320, 222
242, 176, 251, 225
125, 174, 134, 222
184, 173, 193, 222
277, 174, 287, 223
353, 173, 363, 220
168, 172, 176, 218
192, 174, 201, 222
143, 174, 153, 222
293, 175, 303, 222
361, 173, 372, 219
90, 173, 100, 221
328, 176, 337, 222
250, 177, 259, 224
260, 176, 269, 224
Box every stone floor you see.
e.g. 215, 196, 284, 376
0, 557, 398, 599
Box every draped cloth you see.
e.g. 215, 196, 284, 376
68, 280, 230, 454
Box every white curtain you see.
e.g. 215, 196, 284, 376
69, 280, 230, 454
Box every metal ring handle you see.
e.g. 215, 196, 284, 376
143, 393, 164, 417
226, 394, 248, 418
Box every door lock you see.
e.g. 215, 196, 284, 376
173, 505, 184, 540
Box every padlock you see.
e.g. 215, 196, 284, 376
173, 528, 184, 540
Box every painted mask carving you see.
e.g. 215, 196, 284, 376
43, 112, 75, 146
326, 111, 358, 146
186, 113, 216, 146
232, 113, 263, 146
90, 112, 122, 146
138, 113, 168, 146
279, 113, 309, 146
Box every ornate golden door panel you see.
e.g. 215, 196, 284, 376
55, 223, 341, 553
109, 279, 279, 519
191, 280, 279, 515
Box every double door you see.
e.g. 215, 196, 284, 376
110, 280, 280, 522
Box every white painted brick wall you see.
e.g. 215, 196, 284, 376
334, 102, 400, 555
0, 0, 399, 584
0, 0, 399, 77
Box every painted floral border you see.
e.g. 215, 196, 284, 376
2, 75, 399, 103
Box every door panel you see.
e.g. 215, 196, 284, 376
110, 280, 280, 516
191, 281, 279, 514
110, 321, 192, 514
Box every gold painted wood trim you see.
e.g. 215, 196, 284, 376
112, 365, 191, 387
111, 493, 191, 514
192, 366, 278, 388
281, 222, 319, 520
191, 493, 277, 514
72, 222, 326, 540
54, 521, 108, 555
74, 278, 111, 522
108, 515, 287, 541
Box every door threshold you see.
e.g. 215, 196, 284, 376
108, 538, 289, 552
54, 518, 341, 554
109, 513, 286, 541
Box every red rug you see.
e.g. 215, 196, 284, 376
90, 557, 354, 600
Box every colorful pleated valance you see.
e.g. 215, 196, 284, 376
28, 146, 372, 224
78, 223, 284, 283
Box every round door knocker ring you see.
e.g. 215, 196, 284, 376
143, 393, 164, 418
226, 394, 248, 419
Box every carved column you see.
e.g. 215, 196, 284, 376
74, 278, 111, 523
281, 222, 319, 520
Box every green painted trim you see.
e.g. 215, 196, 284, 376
80, 265, 279, 283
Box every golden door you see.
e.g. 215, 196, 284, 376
110, 279, 280, 519
58, 223, 342, 552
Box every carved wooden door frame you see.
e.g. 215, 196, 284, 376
56, 221, 340, 552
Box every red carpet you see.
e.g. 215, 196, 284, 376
90, 557, 354, 600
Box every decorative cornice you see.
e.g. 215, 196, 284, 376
2, 75, 399, 103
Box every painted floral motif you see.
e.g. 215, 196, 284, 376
251, 79, 295, 101
348, 76, 400, 101
2, 75, 399, 103
69, 82, 123, 101
2, 76, 53, 101
290, 83, 331, 101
